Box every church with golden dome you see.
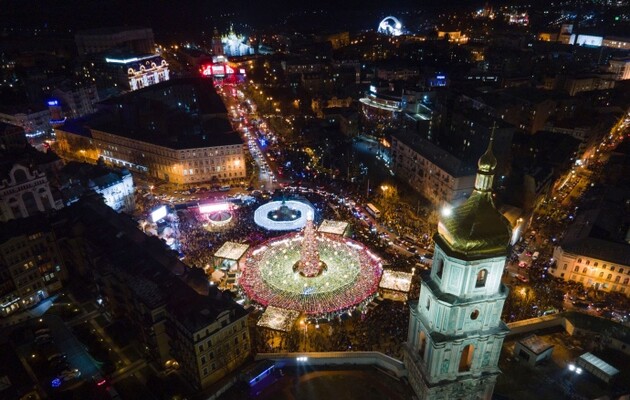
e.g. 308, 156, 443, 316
404, 134, 512, 400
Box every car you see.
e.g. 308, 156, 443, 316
515, 274, 529, 283
48, 353, 66, 363
59, 369, 81, 381
34, 328, 51, 336
35, 335, 53, 345
572, 301, 590, 309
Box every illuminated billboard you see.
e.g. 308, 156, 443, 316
200, 63, 246, 78
199, 202, 230, 213
151, 205, 168, 222
576, 35, 603, 47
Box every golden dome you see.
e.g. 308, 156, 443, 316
477, 137, 497, 173
436, 193, 512, 260
435, 133, 511, 260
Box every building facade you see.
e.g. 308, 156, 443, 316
50, 84, 100, 119
0, 217, 66, 317
551, 247, 630, 296
549, 189, 630, 297
104, 54, 170, 91
57, 198, 251, 389
0, 164, 63, 222
59, 162, 135, 213
0, 107, 51, 137
93, 129, 246, 184
54, 79, 246, 184
392, 130, 476, 207
608, 57, 630, 81
404, 138, 511, 399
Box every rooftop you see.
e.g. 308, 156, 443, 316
52, 196, 248, 332
214, 241, 250, 261
560, 187, 630, 266
392, 129, 476, 177
70, 78, 242, 150
519, 334, 554, 355
317, 219, 349, 235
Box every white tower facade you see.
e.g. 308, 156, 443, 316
404, 135, 512, 400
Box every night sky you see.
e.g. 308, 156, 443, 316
0, 0, 501, 34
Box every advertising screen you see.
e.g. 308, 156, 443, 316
151, 205, 168, 222
199, 203, 230, 214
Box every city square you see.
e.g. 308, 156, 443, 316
1, 2, 630, 400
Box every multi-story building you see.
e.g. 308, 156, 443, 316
404, 138, 511, 399
75, 27, 155, 56
560, 74, 616, 96
55, 197, 251, 388
602, 36, 630, 50
376, 66, 420, 82
0, 122, 27, 152
460, 88, 557, 134
392, 129, 477, 207
79, 53, 169, 91
0, 105, 51, 137
59, 162, 135, 213
608, 57, 630, 81
49, 83, 100, 119
0, 163, 62, 221
54, 78, 246, 184
550, 189, 630, 296
0, 216, 66, 317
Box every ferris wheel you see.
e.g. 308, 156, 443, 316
378, 16, 403, 36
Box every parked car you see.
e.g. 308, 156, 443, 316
59, 368, 81, 381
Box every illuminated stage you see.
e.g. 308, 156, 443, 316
253, 200, 315, 231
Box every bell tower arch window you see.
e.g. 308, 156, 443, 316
476, 269, 488, 288
459, 344, 474, 372
435, 258, 444, 279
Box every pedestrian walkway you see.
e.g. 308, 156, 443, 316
0, 294, 58, 327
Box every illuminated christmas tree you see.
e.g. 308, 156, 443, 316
297, 212, 322, 277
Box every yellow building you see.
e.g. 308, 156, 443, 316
54, 78, 246, 184
550, 190, 630, 296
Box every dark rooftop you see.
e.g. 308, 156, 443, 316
65, 78, 243, 150
52, 197, 248, 332
392, 129, 476, 177
560, 187, 630, 266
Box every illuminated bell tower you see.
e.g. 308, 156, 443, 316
212, 27, 224, 56
404, 134, 512, 400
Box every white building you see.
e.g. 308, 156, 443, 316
549, 191, 630, 296
59, 162, 135, 213
50, 84, 100, 119
0, 164, 63, 222
221, 26, 254, 57
404, 137, 512, 399
608, 57, 630, 81
0, 107, 51, 137
392, 130, 477, 207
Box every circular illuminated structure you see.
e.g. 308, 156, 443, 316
208, 211, 233, 227
240, 219, 383, 316
254, 200, 315, 231
378, 16, 403, 36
